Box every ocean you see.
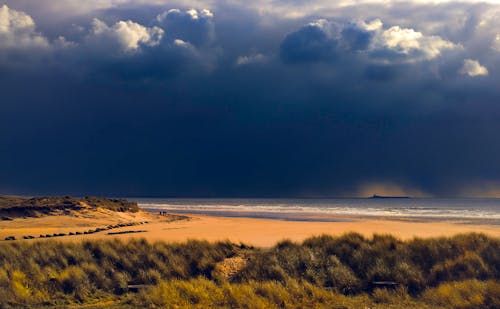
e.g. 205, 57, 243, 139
134, 198, 500, 224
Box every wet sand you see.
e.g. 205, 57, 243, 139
1, 211, 499, 247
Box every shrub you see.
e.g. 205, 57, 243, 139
422, 280, 486, 308
430, 251, 489, 283
483, 280, 500, 309
56, 266, 91, 300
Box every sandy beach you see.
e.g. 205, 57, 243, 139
1, 211, 499, 247
111, 214, 500, 247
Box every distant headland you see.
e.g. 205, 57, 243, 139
0, 195, 140, 220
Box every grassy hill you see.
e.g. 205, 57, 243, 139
0, 195, 139, 218
0, 233, 498, 308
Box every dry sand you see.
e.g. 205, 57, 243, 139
1, 210, 499, 247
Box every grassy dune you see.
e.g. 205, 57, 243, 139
0, 233, 498, 308
0, 195, 139, 219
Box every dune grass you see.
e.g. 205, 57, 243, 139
0, 233, 498, 308
0, 195, 140, 214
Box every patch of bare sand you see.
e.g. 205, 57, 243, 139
215, 255, 249, 280
129, 214, 500, 247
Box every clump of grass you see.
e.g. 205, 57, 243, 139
422, 279, 500, 309
236, 232, 498, 295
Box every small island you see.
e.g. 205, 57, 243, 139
370, 194, 410, 199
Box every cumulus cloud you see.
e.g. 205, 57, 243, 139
2, 4, 219, 78
280, 19, 338, 63
460, 59, 488, 77
74, 14, 217, 81
281, 17, 459, 64
371, 24, 458, 63
0, 4, 49, 49
8, 0, 500, 22
340, 19, 380, 51
156, 8, 215, 46
88, 18, 163, 53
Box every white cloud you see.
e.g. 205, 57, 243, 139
375, 25, 458, 62
174, 38, 188, 46
236, 53, 269, 66
186, 8, 213, 20
381, 27, 423, 51
0, 4, 49, 48
173, 38, 197, 52
172, 39, 199, 55
89, 18, 163, 52
357, 19, 383, 32
460, 59, 488, 77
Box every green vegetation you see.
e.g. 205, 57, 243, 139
0, 233, 498, 308
0, 195, 139, 218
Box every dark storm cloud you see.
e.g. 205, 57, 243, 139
1, 2, 500, 197
156, 8, 215, 46
364, 64, 402, 81
341, 21, 374, 51
280, 20, 338, 63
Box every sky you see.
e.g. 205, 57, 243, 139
1, 0, 500, 197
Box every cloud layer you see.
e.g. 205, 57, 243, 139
1, 1, 500, 197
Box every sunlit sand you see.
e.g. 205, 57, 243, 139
2, 211, 498, 247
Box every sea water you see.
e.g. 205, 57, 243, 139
133, 198, 500, 223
